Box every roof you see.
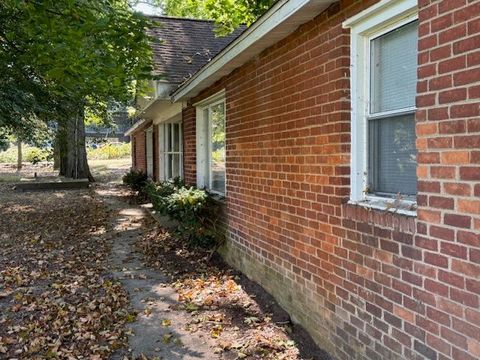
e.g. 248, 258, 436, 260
171, 0, 335, 102
147, 16, 246, 84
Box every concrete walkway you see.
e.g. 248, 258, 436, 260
96, 186, 218, 359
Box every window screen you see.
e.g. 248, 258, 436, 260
370, 21, 418, 113
368, 20, 418, 197
369, 114, 417, 195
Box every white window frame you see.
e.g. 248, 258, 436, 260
145, 126, 154, 178
158, 120, 183, 181
343, 0, 418, 216
195, 90, 226, 196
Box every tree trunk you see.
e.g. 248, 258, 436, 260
16, 140, 22, 171
59, 110, 94, 181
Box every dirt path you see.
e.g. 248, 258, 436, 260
97, 185, 218, 359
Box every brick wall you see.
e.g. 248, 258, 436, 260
415, 1, 480, 359
180, 1, 480, 359
131, 122, 149, 174
132, 132, 146, 173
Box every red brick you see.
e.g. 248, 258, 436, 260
450, 103, 480, 118
454, 68, 480, 86
453, 34, 480, 55
425, 279, 449, 296
450, 288, 479, 308
424, 252, 449, 268
429, 195, 454, 209
440, 242, 468, 259
444, 213, 472, 229
440, 327, 467, 348
438, 269, 465, 288
460, 166, 480, 180
452, 259, 480, 278
458, 199, 480, 214
443, 182, 471, 196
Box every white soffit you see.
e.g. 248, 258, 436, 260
171, 0, 335, 102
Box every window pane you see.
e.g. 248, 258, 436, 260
370, 21, 418, 113
173, 123, 180, 152
368, 114, 417, 196
165, 124, 171, 151
172, 154, 180, 178
210, 103, 225, 194
166, 154, 172, 179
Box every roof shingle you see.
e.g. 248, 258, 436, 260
147, 16, 245, 84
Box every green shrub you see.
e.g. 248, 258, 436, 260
145, 177, 184, 214
88, 143, 131, 160
122, 169, 148, 192
24, 147, 52, 164
0, 146, 17, 163
145, 179, 222, 249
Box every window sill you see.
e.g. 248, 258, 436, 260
348, 196, 417, 217
207, 190, 226, 203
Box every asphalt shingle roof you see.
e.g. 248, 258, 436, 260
147, 16, 245, 84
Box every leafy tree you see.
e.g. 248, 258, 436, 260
0, 0, 155, 180
157, 0, 276, 34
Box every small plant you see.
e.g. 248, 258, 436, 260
25, 147, 52, 164
144, 178, 223, 249
145, 177, 184, 214
122, 169, 148, 192
167, 187, 218, 248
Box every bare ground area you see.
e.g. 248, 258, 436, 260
0, 162, 330, 359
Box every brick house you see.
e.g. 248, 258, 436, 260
127, 1, 480, 359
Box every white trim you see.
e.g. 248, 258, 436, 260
145, 127, 154, 178
158, 121, 183, 181
192, 89, 226, 107
343, 0, 417, 30
171, 0, 334, 102
345, 0, 418, 209
196, 96, 226, 196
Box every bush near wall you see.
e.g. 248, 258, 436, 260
123, 173, 224, 249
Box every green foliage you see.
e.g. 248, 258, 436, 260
158, 0, 276, 35
0, 144, 52, 164
87, 143, 131, 160
0, 0, 156, 140
0, 146, 17, 163
122, 169, 149, 192
144, 177, 185, 214
24, 147, 53, 164
145, 179, 223, 249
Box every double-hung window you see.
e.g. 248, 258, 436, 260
158, 122, 183, 181
196, 92, 226, 195
344, 0, 418, 213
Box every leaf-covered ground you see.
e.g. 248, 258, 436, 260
0, 188, 132, 359
0, 162, 329, 359
137, 219, 330, 360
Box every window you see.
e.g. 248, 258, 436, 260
158, 122, 183, 181
344, 0, 418, 213
196, 92, 226, 195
